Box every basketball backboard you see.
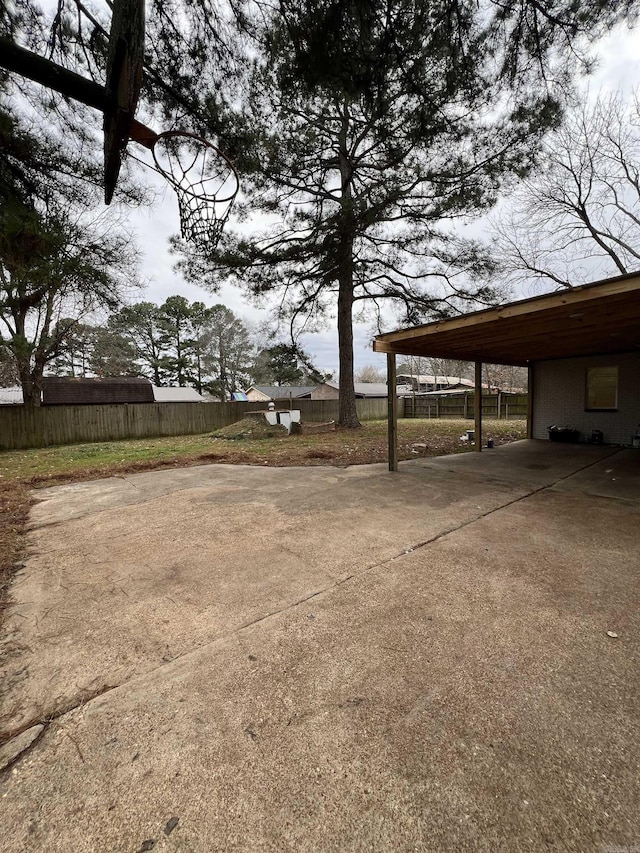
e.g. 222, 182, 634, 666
103, 0, 146, 203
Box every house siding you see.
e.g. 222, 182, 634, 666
245, 389, 271, 402
311, 383, 389, 399
310, 384, 340, 400
532, 353, 640, 445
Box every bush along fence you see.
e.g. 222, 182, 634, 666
403, 393, 528, 420
0, 397, 389, 451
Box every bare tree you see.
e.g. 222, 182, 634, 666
425, 358, 473, 384
493, 90, 640, 290
399, 357, 525, 391
483, 364, 528, 392
397, 356, 473, 389
355, 365, 386, 384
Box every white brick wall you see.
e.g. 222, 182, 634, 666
532, 353, 640, 445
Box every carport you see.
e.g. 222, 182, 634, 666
373, 272, 640, 470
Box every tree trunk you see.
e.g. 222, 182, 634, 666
17, 360, 41, 407
176, 332, 184, 386
196, 353, 202, 395
337, 274, 360, 428
336, 98, 360, 429
219, 354, 228, 402
13, 321, 41, 406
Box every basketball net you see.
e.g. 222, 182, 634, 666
131, 126, 239, 252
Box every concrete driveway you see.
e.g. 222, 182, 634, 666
1, 441, 639, 851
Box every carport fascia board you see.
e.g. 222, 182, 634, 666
372, 273, 640, 365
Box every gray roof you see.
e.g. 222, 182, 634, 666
248, 386, 315, 398
396, 373, 474, 386
325, 381, 389, 397
152, 386, 205, 402
42, 376, 154, 405
0, 386, 23, 405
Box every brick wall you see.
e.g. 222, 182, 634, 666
532, 353, 640, 445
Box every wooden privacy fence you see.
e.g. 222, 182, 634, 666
0, 397, 388, 451
403, 393, 528, 420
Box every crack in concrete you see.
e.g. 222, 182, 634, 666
0, 723, 47, 775
0, 682, 119, 758
392, 448, 624, 559
4, 448, 624, 765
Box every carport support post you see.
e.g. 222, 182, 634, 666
387, 353, 398, 471
474, 361, 483, 452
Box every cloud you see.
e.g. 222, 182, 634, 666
583, 23, 640, 96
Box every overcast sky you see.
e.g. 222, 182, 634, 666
123, 20, 640, 378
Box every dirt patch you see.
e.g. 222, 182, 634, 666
214, 418, 288, 440
0, 482, 32, 619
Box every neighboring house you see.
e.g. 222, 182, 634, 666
37, 378, 206, 405
245, 385, 315, 402
403, 384, 492, 397
42, 377, 154, 405
396, 373, 474, 392
0, 386, 23, 405
151, 386, 205, 403
374, 271, 640, 448
311, 382, 390, 400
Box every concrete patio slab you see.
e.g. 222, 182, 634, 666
1, 441, 638, 852
550, 447, 640, 502
2, 457, 542, 738
410, 438, 619, 488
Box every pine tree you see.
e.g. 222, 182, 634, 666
174, 0, 639, 426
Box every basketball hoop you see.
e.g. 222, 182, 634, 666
130, 125, 239, 251
0, 0, 240, 249
151, 130, 239, 251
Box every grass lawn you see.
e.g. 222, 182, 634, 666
0, 417, 526, 482
0, 418, 526, 614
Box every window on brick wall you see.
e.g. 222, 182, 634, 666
585, 366, 618, 411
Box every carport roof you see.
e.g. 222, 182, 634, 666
373, 272, 640, 365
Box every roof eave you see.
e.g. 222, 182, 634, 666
373, 272, 640, 364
